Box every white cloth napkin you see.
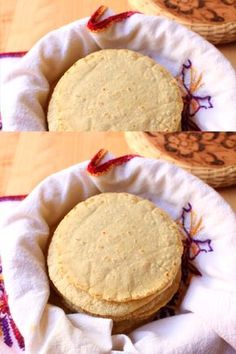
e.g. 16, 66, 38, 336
1, 7, 236, 131
0, 53, 25, 130
0, 151, 236, 354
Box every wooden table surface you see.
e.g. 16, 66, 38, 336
0, 132, 235, 212
0, 0, 128, 52
0, 0, 236, 70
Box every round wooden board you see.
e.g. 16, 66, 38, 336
125, 132, 236, 188
129, 0, 236, 44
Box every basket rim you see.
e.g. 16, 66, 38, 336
125, 132, 236, 183
129, 0, 236, 33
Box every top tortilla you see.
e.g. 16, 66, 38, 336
50, 193, 183, 302
47, 49, 183, 131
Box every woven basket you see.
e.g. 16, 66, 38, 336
129, 0, 236, 44
125, 132, 236, 188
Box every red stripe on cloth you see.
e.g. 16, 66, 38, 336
0, 195, 27, 202
0, 51, 27, 59
87, 149, 139, 176
87, 5, 140, 32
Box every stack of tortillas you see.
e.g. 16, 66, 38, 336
47, 49, 183, 132
125, 132, 236, 188
129, 0, 236, 44
47, 193, 183, 333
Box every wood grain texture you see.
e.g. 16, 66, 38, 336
0, 0, 128, 52
0, 0, 17, 52
0, 133, 235, 212
0, 0, 235, 70
0, 132, 132, 195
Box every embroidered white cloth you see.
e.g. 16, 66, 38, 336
0, 198, 25, 353
0, 152, 236, 354
1, 7, 236, 131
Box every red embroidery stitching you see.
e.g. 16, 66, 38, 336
87, 5, 139, 32
0, 264, 25, 349
177, 60, 213, 131
156, 203, 213, 320
87, 149, 139, 176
